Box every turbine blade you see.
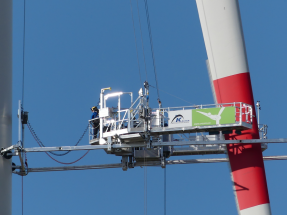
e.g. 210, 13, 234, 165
218, 107, 225, 116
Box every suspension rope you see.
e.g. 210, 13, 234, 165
22, 0, 26, 107
22, 1, 26, 214
144, 0, 160, 102
129, 0, 142, 87
149, 84, 195, 105
136, 0, 148, 81
21, 177, 24, 214
164, 167, 166, 215
27, 120, 89, 156
144, 149, 147, 215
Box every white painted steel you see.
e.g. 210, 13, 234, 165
14, 156, 287, 173
0, 0, 12, 214
240, 204, 271, 215
196, 0, 249, 80
16, 139, 287, 153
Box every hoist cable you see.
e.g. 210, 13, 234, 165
144, 0, 160, 101
22, 0, 26, 107
22, 1, 26, 214
164, 167, 166, 215
136, 0, 148, 81
144, 149, 147, 215
27, 120, 89, 156
22, 176, 24, 215
129, 0, 142, 87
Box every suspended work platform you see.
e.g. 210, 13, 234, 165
1, 85, 278, 175
89, 86, 253, 147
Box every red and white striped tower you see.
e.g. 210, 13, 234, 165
196, 0, 271, 214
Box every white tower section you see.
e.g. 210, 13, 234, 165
0, 0, 13, 214
196, 0, 271, 215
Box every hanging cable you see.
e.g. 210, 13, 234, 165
43, 150, 90, 165
136, 0, 148, 81
164, 167, 166, 215
129, 0, 142, 87
144, 149, 147, 215
27, 120, 89, 156
22, 0, 26, 107
27, 122, 90, 164
22, 2, 26, 214
21, 180, 24, 215
144, 0, 161, 103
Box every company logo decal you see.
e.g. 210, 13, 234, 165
171, 114, 190, 124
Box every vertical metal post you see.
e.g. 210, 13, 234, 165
99, 90, 104, 144
239, 102, 242, 124
128, 110, 131, 132
99, 87, 111, 145
118, 95, 121, 129
256, 101, 260, 128
18, 100, 22, 144
0, 0, 12, 214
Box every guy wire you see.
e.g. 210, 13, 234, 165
129, 0, 142, 87
144, 0, 160, 101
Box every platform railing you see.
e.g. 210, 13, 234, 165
150, 102, 253, 128
90, 102, 253, 140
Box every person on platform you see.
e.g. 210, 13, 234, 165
90, 106, 99, 139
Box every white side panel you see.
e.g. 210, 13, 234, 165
196, 0, 249, 80
168, 110, 192, 128
240, 203, 271, 215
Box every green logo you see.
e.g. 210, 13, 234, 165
192, 107, 235, 126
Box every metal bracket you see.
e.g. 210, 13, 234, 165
121, 156, 128, 171
160, 147, 166, 168
128, 155, 134, 168
161, 157, 166, 168
107, 136, 112, 151
0, 143, 19, 155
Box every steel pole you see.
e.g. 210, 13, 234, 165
196, 0, 271, 214
0, 0, 12, 214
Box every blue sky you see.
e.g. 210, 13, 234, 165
11, 0, 287, 214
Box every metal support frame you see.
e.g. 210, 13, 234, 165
11, 155, 287, 174
2, 138, 284, 154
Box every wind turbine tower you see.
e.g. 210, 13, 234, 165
0, 0, 13, 214
196, 0, 271, 214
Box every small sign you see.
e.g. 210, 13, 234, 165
168, 110, 192, 128
168, 107, 235, 128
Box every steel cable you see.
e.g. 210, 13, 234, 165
164, 167, 166, 215
27, 121, 91, 165
27, 120, 89, 156
144, 149, 147, 215
136, 0, 148, 81
129, 0, 142, 87
22, 1, 26, 214
144, 0, 160, 102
